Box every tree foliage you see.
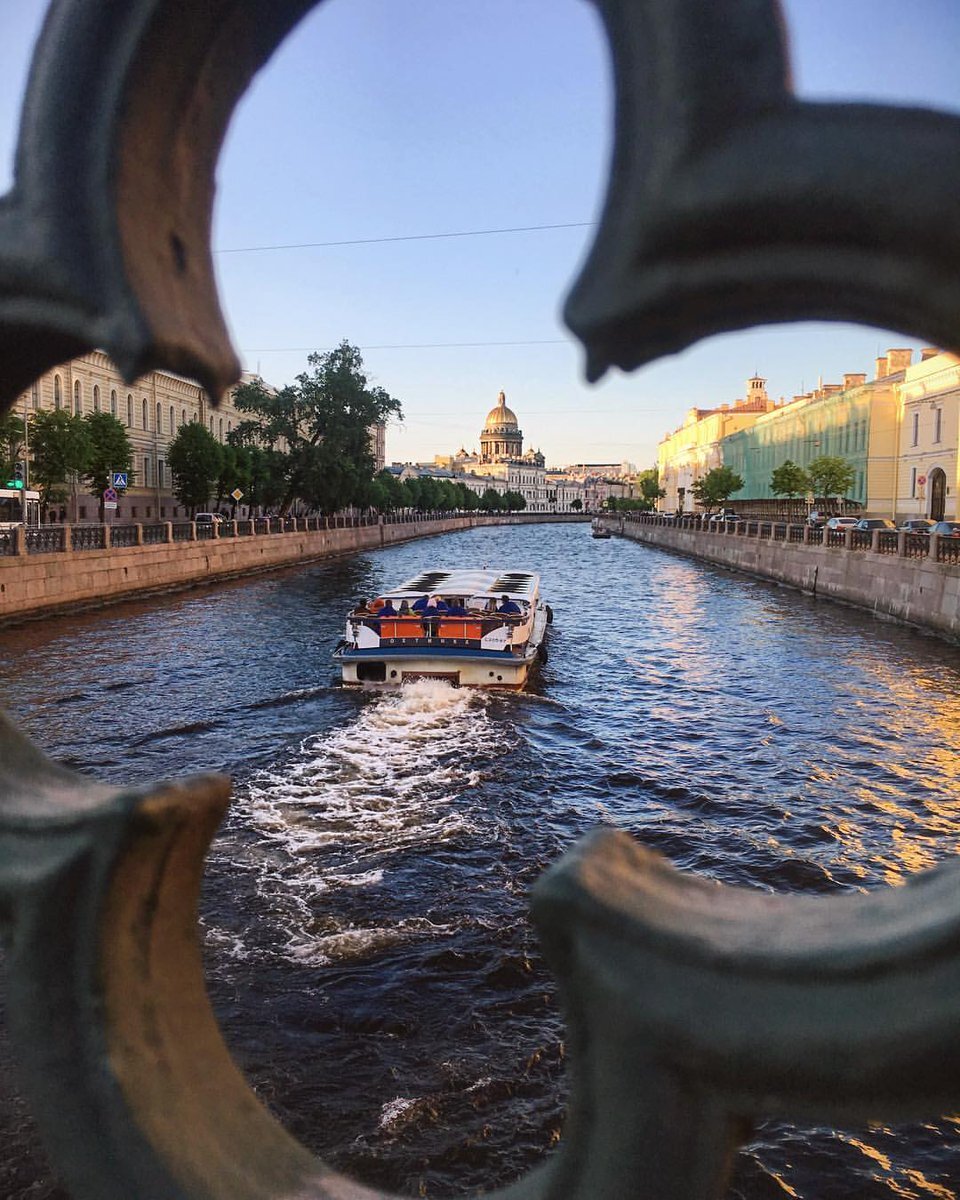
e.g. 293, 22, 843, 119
691, 466, 745, 511
770, 459, 809, 499
30, 410, 92, 515
502, 490, 526, 511
636, 468, 666, 508
168, 421, 225, 514
806, 455, 855, 501
83, 411, 134, 519
0, 412, 25, 482
232, 342, 402, 515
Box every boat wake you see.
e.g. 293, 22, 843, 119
209, 680, 499, 964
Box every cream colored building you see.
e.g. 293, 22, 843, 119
657, 375, 776, 512
15, 351, 247, 522
894, 349, 959, 522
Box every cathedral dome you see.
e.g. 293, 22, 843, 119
484, 391, 518, 429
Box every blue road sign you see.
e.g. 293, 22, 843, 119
112, 472, 128, 489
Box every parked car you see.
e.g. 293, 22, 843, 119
825, 517, 859, 531
194, 512, 223, 525
897, 519, 935, 534
807, 510, 828, 528
930, 521, 960, 537
855, 518, 896, 531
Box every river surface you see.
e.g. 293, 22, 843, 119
2, 522, 960, 1198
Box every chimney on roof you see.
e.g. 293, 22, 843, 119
875, 355, 888, 380
843, 373, 867, 390
886, 348, 913, 374
921, 347, 939, 361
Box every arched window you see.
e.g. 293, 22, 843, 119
181, 408, 186, 426
227, 420, 232, 435
142, 398, 148, 429
54, 375, 62, 409
209, 416, 214, 434
218, 418, 224, 441
74, 380, 82, 414
93, 385, 100, 413
156, 401, 162, 433
111, 389, 117, 417
169, 406, 174, 433
127, 394, 133, 427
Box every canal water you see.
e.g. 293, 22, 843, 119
2, 521, 960, 1198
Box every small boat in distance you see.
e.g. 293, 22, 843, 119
333, 568, 552, 689
591, 518, 612, 538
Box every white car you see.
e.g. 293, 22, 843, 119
194, 512, 223, 524
825, 517, 859, 531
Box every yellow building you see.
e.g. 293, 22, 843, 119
894, 349, 959, 522
657, 376, 775, 512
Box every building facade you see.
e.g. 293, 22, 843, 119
894, 349, 959, 522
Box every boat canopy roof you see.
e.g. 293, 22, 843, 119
381, 569, 540, 603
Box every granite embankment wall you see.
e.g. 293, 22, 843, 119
0, 513, 589, 624
615, 519, 960, 643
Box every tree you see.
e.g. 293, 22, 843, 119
636, 468, 666, 511
83, 411, 134, 520
570, 498, 583, 512
233, 342, 402, 515
168, 422, 224, 514
770, 460, 809, 500
806, 455, 855, 503
502, 490, 526, 511
691, 466, 745, 512
30, 410, 91, 518
0, 412, 25, 482
479, 488, 503, 512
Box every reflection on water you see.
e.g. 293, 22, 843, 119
1, 523, 960, 1197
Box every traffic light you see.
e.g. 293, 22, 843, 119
5, 462, 24, 489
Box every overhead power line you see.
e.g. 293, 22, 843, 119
241, 338, 571, 352
217, 221, 594, 255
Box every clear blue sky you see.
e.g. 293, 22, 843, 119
2, 1, 959, 467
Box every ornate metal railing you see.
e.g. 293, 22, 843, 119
141, 523, 168, 545
1, 2, 960, 1200
25, 526, 65, 555
70, 524, 106, 551
171, 521, 194, 543
110, 523, 140, 547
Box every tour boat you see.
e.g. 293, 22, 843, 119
591, 518, 612, 538
333, 568, 552, 689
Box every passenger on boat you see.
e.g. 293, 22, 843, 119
445, 598, 468, 616
426, 594, 449, 613
378, 598, 398, 617
398, 599, 411, 616
353, 598, 371, 615
411, 594, 429, 612
497, 594, 521, 615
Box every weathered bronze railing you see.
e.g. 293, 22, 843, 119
2, 2, 960, 1198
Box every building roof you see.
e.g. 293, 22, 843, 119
483, 390, 518, 430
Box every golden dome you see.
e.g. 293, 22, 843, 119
483, 390, 518, 429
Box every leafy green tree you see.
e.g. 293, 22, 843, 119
806, 455, 855, 503
83, 411, 134, 519
570, 498, 583, 512
30, 410, 91, 518
770, 459, 809, 500
0, 412, 25, 482
233, 342, 402, 515
455, 482, 479, 512
636, 468, 666, 510
502, 490, 526, 511
691, 466, 745, 512
168, 421, 224, 515
479, 488, 503, 512
401, 477, 422, 511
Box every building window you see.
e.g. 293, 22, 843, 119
911, 467, 917, 497
31, 384, 39, 411
111, 389, 117, 417
169, 406, 174, 433
934, 407, 943, 443
142, 398, 148, 429
93, 385, 100, 413
209, 416, 214, 434
912, 411, 920, 446
156, 401, 162, 433
127, 394, 133, 427
54, 375, 62, 409
74, 380, 82, 414
158, 459, 165, 488
143, 455, 151, 486
181, 408, 187, 426
219, 418, 224, 441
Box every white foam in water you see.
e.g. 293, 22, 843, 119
223, 681, 496, 964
